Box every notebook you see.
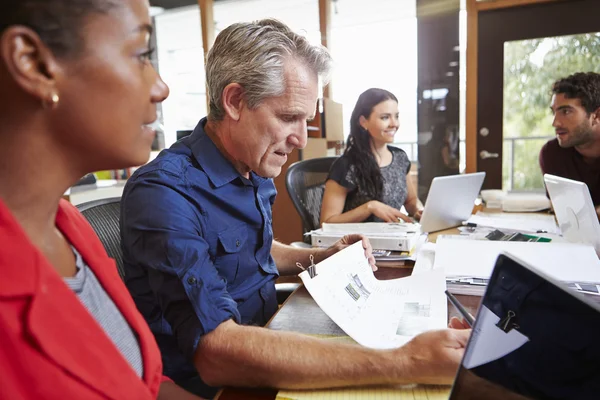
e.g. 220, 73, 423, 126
419, 172, 486, 233
449, 252, 600, 399
544, 173, 600, 254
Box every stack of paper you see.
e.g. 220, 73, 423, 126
433, 238, 600, 285
465, 212, 560, 235
299, 242, 447, 349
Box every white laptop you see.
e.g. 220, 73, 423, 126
419, 172, 486, 233
544, 173, 600, 254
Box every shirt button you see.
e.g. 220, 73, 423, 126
187, 277, 197, 285
236, 240, 241, 247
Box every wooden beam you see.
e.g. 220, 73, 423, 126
198, 0, 215, 61
198, 0, 214, 113
319, 0, 332, 98
465, 0, 478, 173
476, 0, 560, 11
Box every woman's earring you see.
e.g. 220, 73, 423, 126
43, 92, 60, 110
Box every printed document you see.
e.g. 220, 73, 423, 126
299, 242, 447, 349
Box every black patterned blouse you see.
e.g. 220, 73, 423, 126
327, 146, 411, 222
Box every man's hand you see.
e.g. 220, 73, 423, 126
367, 201, 411, 223
319, 234, 377, 271
449, 316, 473, 329
396, 328, 471, 384
596, 205, 600, 220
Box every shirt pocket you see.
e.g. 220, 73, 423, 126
214, 224, 247, 285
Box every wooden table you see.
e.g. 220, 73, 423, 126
217, 252, 481, 400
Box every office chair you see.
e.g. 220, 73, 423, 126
76, 197, 125, 278
75, 197, 296, 304
285, 157, 338, 235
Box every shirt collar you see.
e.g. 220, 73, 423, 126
188, 118, 271, 188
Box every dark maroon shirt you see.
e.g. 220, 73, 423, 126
539, 138, 600, 206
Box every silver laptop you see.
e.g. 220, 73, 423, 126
544, 174, 600, 254
419, 172, 486, 233
449, 252, 600, 399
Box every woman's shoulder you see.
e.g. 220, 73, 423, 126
389, 146, 410, 163
329, 154, 352, 172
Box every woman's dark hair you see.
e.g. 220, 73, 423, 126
0, 0, 118, 58
552, 72, 600, 114
344, 88, 398, 201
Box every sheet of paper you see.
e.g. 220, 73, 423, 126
410, 242, 436, 276
433, 238, 600, 283
466, 213, 560, 235
277, 385, 450, 400
463, 305, 529, 369
300, 242, 447, 349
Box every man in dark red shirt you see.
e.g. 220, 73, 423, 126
539, 72, 600, 218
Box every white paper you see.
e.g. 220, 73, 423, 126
320, 222, 420, 236
300, 242, 447, 349
466, 213, 560, 235
463, 305, 529, 369
410, 242, 436, 276
434, 238, 600, 283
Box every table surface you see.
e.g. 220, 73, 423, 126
216, 223, 600, 400
216, 257, 481, 400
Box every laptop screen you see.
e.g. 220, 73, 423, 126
449, 252, 600, 400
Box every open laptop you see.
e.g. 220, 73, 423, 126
419, 172, 486, 233
544, 174, 600, 254
449, 252, 600, 399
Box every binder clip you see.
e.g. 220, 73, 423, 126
496, 309, 519, 333
295, 254, 317, 278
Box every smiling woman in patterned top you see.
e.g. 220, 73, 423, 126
321, 88, 424, 224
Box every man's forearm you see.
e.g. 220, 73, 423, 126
193, 320, 407, 389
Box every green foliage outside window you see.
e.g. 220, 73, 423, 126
503, 33, 600, 191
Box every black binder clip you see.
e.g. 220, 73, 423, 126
496, 310, 520, 333
295, 254, 318, 278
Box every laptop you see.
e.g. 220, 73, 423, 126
449, 252, 600, 399
544, 174, 600, 254
419, 172, 486, 233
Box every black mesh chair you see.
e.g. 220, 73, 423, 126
75, 196, 295, 304
285, 157, 338, 234
76, 197, 125, 278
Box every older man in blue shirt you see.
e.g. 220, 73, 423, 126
121, 18, 470, 400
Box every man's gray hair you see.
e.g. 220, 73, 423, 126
205, 18, 333, 121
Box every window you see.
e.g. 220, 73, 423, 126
330, 0, 418, 159
155, 7, 206, 147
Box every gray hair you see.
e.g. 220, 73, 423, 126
205, 18, 332, 121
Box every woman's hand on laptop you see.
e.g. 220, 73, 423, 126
397, 329, 471, 384
367, 201, 411, 223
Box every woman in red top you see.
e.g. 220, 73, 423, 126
0, 1, 199, 398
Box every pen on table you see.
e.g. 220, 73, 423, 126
445, 290, 474, 327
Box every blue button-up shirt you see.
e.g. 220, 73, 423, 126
120, 118, 279, 397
